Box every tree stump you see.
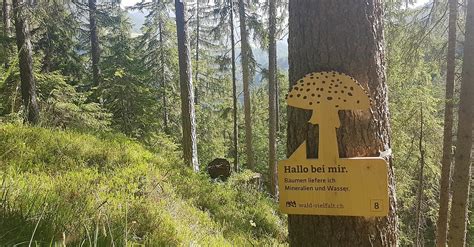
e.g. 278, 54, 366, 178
207, 158, 231, 180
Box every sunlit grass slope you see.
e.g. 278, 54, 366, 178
0, 124, 287, 246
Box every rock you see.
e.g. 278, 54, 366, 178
207, 158, 231, 180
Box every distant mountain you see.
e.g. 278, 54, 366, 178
126, 9, 289, 79
253, 40, 289, 71
128, 10, 147, 35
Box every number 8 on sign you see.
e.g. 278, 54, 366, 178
371, 199, 383, 212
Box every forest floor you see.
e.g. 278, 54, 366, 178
0, 124, 287, 246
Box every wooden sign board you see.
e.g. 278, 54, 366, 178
279, 71, 389, 217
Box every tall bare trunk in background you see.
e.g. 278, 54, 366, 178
175, 0, 199, 172
12, 0, 40, 124
415, 106, 426, 247
447, 0, 474, 245
3, 0, 12, 68
230, 0, 238, 171
287, 1, 398, 245
268, 0, 278, 196
159, 21, 169, 134
436, 0, 458, 245
88, 0, 100, 86
238, 0, 254, 170
194, 0, 200, 104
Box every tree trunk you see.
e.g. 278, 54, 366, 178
230, 0, 239, 172
194, 0, 199, 105
175, 0, 199, 172
287, 1, 398, 246
268, 0, 278, 196
435, 0, 457, 245
12, 0, 40, 124
447, 0, 474, 245
3, 0, 11, 68
159, 21, 169, 134
238, 0, 254, 170
88, 0, 100, 86
41, 29, 52, 73
415, 106, 425, 247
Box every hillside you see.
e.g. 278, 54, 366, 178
0, 124, 287, 246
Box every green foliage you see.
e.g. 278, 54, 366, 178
37, 72, 111, 131
385, 2, 449, 245
99, 9, 162, 140
0, 124, 287, 245
0, 65, 110, 131
33, 1, 85, 81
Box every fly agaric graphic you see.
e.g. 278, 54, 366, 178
286, 71, 371, 163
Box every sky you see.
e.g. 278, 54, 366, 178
412, 0, 430, 7
121, 0, 141, 8
122, 0, 431, 8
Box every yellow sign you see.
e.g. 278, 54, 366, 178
279, 71, 389, 216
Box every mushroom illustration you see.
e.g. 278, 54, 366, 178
286, 71, 371, 163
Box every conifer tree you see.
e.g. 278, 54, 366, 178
175, 0, 199, 171
88, 0, 101, 86
238, 0, 254, 170
2, 0, 12, 68
12, 0, 40, 124
447, 0, 474, 245
268, 0, 277, 196
286, 1, 397, 245
134, 0, 175, 134
436, 0, 458, 245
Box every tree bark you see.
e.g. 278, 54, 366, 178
268, 0, 278, 196
230, 0, 239, 172
238, 0, 254, 170
287, 1, 398, 246
415, 106, 425, 247
3, 0, 11, 68
175, 0, 199, 172
447, 0, 474, 245
194, 0, 200, 105
435, 0, 457, 245
88, 0, 100, 86
12, 0, 40, 124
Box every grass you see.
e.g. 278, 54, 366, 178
0, 124, 287, 246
